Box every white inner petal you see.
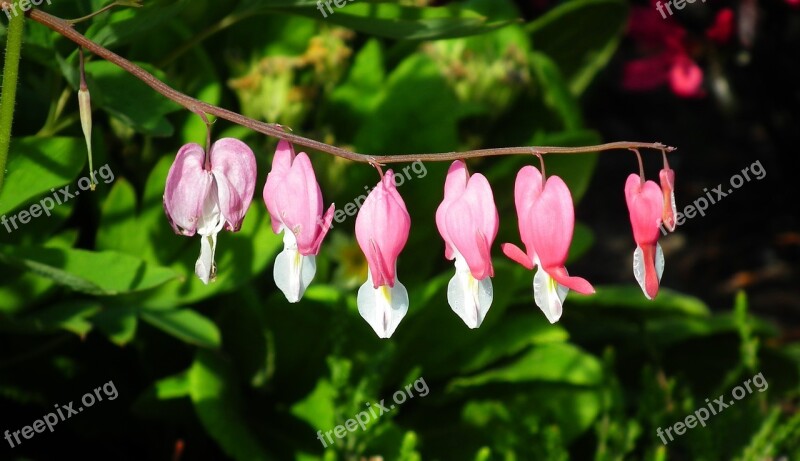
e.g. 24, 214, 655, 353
447, 255, 493, 329
194, 180, 225, 285
633, 245, 650, 300
533, 267, 568, 324
655, 242, 665, 282
357, 269, 409, 339
274, 231, 316, 303
668, 191, 677, 231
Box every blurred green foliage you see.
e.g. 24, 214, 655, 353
0, 0, 798, 460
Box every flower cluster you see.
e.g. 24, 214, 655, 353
163, 139, 677, 338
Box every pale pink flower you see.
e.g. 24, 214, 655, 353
435, 160, 498, 328
164, 138, 256, 284
625, 174, 665, 299
354, 170, 411, 338
503, 166, 594, 323
263, 141, 334, 302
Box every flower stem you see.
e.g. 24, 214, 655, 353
0, 8, 24, 191
26, 7, 676, 164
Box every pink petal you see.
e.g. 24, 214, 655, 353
530, 176, 575, 269
284, 153, 325, 254
639, 243, 661, 299
706, 8, 735, 44
659, 168, 676, 232
209, 138, 257, 232
625, 174, 664, 246
501, 243, 533, 270
164, 143, 213, 236
435, 160, 468, 260
514, 166, 543, 263
669, 55, 704, 98
622, 54, 672, 91
263, 141, 296, 234
628, 5, 686, 48
444, 173, 498, 280
548, 266, 595, 295
355, 170, 410, 288
311, 203, 335, 255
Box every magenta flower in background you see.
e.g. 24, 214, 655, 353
625, 174, 665, 300
263, 141, 335, 303
164, 138, 256, 284
503, 166, 594, 323
623, 4, 705, 98
355, 170, 411, 338
706, 8, 735, 44
435, 160, 499, 328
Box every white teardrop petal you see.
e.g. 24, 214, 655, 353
447, 263, 493, 329
195, 232, 218, 285
196, 181, 225, 236
274, 247, 316, 303
655, 242, 665, 281
633, 245, 651, 300
357, 271, 409, 338
533, 267, 567, 323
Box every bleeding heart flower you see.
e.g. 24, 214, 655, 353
625, 174, 665, 299
164, 138, 256, 284
435, 161, 498, 328
355, 170, 410, 338
502, 166, 594, 323
659, 156, 676, 232
263, 141, 335, 303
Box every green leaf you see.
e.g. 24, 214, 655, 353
86, 1, 190, 49
13, 300, 103, 337
530, 51, 583, 130
189, 350, 272, 461
96, 178, 146, 255
568, 285, 710, 317
248, 2, 512, 40
453, 313, 569, 375
354, 53, 459, 154
0, 137, 85, 216
527, 0, 628, 95
152, 371, 191, 400
140, 309, 221, 349
290, 379, 337, 431
645, 314, 778, 349
448, 343, 603, 390
83, 60, 182, 136
0, 245, 179, 296
93, 306, 138, 346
